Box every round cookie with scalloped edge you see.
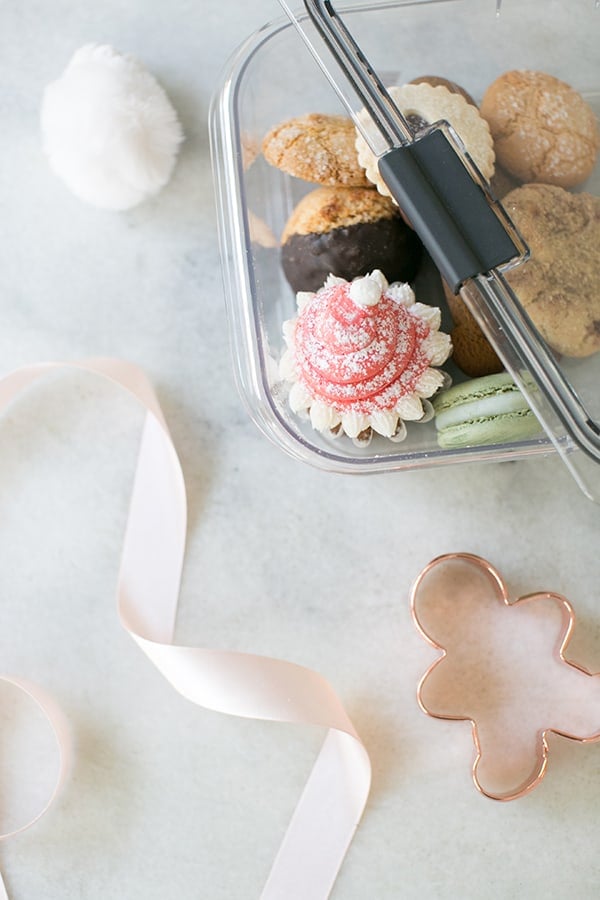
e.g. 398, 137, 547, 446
355, 83, 495, 201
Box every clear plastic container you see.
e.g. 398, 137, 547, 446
210, 0, 600, 496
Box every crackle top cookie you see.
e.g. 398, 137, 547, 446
262, 112, 371, 187
480, 70, 599, 189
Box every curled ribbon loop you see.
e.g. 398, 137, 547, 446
0, 677, 71, 841
0, 358, 371, 900
0, 676, 71, 900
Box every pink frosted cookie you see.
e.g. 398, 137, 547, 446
279, 270, 452, 445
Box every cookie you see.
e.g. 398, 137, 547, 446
489, 164, 521, 199
409, 75, 476, 108
241, 132, 261, 170
433, 372, 541, 450
503, 183, 600, 358
280, 185, 423, 293
480, 70, 599, 189
407, 79, 520, 198
356, 83, 495, 199
248, 211, 277, 249
442, 280, 504, 377
262, 113, 371, 187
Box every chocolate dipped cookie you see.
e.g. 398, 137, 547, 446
280, 185, 423, 293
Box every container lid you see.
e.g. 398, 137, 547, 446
277, 0, 600, 499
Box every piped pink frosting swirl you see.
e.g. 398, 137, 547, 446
293, 281, 432, 414
280, 272, 452, 442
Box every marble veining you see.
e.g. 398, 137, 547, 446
0, 1, 598, 897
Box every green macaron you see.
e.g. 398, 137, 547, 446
432, 372, 542, 450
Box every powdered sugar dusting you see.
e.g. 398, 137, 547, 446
280, 272, 452, 441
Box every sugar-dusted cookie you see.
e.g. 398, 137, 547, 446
280, 185, 422, 293
262, 112, 371, 187
480, 70, 599, 189
503, 184, 600, 358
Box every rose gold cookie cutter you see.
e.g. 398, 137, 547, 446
410, 552, 600, 800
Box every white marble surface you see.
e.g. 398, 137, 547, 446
0, 1, 599, 898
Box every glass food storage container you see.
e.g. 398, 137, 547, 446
210, 0, 600, 498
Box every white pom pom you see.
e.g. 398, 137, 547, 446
40, 44, 184, 210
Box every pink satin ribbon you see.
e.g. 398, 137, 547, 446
0, 676, 71, 900
0, 358, 371, 899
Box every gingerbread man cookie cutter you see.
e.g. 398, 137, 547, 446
410, 553, 600, 800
